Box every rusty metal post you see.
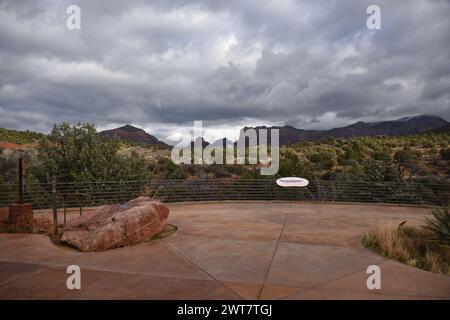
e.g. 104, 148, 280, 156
79, 194, 83, 216
18, 158, 24, 204
52, 175, 58, 235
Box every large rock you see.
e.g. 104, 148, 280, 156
61, 197, 169, 252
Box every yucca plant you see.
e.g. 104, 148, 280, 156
422, 206, 450, 246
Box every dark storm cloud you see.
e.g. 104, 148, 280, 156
0, 0, 449, 140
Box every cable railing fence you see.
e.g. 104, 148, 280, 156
0, 179, 449, 210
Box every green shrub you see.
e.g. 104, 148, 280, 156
440, 148, 450, 160
422, 206, 450, 245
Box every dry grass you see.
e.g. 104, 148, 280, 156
0, 222, 43, 234
0, 222, 25, 233
362, 224, 450, 275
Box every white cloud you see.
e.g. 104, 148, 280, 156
0, 0, 449, 138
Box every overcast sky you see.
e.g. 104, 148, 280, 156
0, 0, 449, 143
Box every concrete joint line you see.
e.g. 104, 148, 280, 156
0, 264, 49, 289
160, 239, 246, 300
257, 212, 289, 300
279, 259, 391, 300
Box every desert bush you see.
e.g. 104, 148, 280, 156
278, 149, 300, 177
422, 141, 435, 148
373, 148, 392, 162
440, 148, 450, 160
362, 160, 384, 182
308, 150, 335, 170
362, 223, 450, 275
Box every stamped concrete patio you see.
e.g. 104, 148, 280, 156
0, 202, 449, 300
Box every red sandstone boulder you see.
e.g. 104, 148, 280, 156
61, 197, 169, 252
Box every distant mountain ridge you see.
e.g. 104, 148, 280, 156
99, 125, 170, 148
242, 115, 449, 146
0, 115, 448, 149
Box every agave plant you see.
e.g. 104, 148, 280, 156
422, 206, 450, 245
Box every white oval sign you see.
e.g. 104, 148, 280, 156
276, 177, 309, 187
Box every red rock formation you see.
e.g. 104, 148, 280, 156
99, 125, 169, 148
243, 115, 449, 146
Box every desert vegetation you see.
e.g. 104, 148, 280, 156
279, 131, 450, 184
362, 206, 450, 275
0, 122, 449, 184
0, 128, 45, 145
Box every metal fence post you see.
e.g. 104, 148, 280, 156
63, 194, 67, 224
52, 175, 57, 235
18, 158, 24, 204
219, 180, 224, 201
79, 194, 83, 216
416, 183, 422, 206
